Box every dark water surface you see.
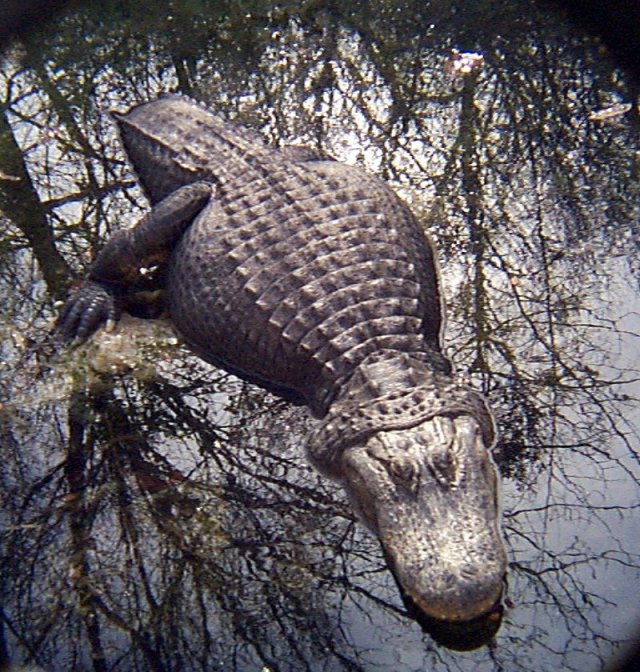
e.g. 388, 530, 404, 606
1, 2, 639, 670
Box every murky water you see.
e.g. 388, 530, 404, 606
1, 2, 639, 671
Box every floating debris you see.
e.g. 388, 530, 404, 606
588, 103, 632, 122
0, 170, 21, 182
444, 50, 484, 78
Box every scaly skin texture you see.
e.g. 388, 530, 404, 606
58, 94, 507, 622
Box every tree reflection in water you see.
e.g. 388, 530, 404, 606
0, 1, 639, 670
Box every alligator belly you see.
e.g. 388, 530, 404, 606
166, 159, 442, 416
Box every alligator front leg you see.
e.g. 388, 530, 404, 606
57, 181, 212, 341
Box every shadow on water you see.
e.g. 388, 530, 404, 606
0, 1, 639, 670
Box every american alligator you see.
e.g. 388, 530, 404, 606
58, 93, 507, 622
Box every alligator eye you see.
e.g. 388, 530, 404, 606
427, 450, 458, 486
365, 441, 419, 495
387, 459, 420, 495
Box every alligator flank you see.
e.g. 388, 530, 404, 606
57, 93, 507, 623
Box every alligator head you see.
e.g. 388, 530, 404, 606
307, 362, 507, 623
339, 413, 506, 622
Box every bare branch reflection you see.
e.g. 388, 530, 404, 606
0, 1, 639, 670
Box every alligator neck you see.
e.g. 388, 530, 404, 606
332, 348, 453, 407
306, 349, 495, 477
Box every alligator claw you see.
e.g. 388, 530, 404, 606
56, 280, 120, 342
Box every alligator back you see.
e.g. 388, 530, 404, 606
116, 95, 445, 416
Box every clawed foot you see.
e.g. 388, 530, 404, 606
56, 280, 120, 342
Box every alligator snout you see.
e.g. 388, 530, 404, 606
396, 552, 506, 622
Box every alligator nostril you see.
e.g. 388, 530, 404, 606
441, 571, 457, 589
459, 565, 480, 581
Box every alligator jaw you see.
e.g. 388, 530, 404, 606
339, 414, 506, 622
